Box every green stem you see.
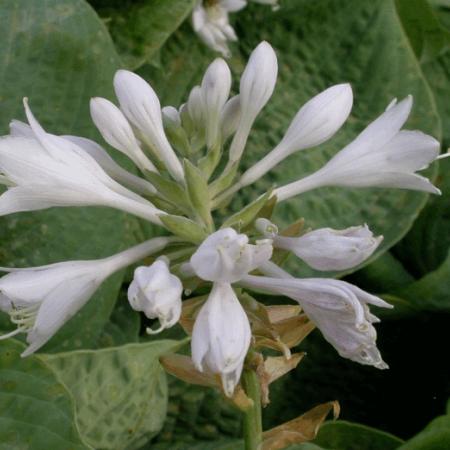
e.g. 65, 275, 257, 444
242, 369, 263, 450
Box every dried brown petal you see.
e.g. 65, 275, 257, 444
266, 305, 302, 323
262, 401, 340, 450
160, 353, 218, 387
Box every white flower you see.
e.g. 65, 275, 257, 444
220, 95, 241, 141
90, 97, 157, 173
0, 238, 170, 356
191, 1, 279, 57
273, 225, 383, 271
128, 259, 183, 334
9, 120, 156, 196
61, 135, 157, 196
228, 41, 278, 165
0, 100, 165, 225
192, 1, 240, 58
274, 96, 441, 201
162, 106, 182, 127
113, 70, 184, 182
239, 84, 353, 187
190, 228, 273, 282
242, 265, 392, 369
187, 85, 206, 131
201, 58, 232, 147
191, 281, 251, 396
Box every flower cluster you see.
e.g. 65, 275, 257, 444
192, 0, 279, 57
0, 42, 442, 397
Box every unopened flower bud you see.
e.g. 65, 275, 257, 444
128, 260, 182, 334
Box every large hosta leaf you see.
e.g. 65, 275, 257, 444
91, 0, 195, 69
142, 0, 441, 277
397, 411, 450, 450
41, 340, 180, 450
0, 0, 135, 351
0, 340, 89, 450
390, 1, 450, 277
309, 421, 403, 449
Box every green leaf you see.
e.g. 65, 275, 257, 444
397, 413, 450, 450
41, 340, 180, 450
346, 251, 415, 294
392, 159, 450, 277
392, 248, 450, 312
395, 0, 450, 62
148, 378, 242, 449
310, 421, 404, 450
221, 192, 271, 230
0, 0, 137, 351
0, 340, 89, 450
143, 0, 441, 278
160, 214, 208, 243
91, 0, 196, 69
95, 292, 140, 347
391, 1, 450, 277
184, 159, 214, 231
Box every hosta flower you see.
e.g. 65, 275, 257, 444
90, 97, 158, 173
0, 39, 444, 409
191, 282, 251, 396
128, 259, 183, 334
0, 100, 164, 225
242, 263, 392, 368
273, 224, 383, 271
201, 58, 232, 148
10, 120, 156, 196
274, 96, 441, 201
220, 95, 241, 141
238, 83, 353, 188
114, 70, 185, 182
0, 238, 170, 356
190, 227, 273, 282
228, 41, 278, 166
192, 1, 279, 57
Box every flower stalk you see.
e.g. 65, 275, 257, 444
242, 367, 263, 450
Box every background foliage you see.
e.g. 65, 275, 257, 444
0, 0, 448, 449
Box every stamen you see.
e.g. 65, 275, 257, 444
0, 328, 23, 340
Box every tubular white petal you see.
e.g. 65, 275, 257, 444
201, 58, 232, 147
0, 134, 164, 224
9, 120, 35, 138
343, 96, 413, 156
187, 85, 206, 129
191, 282, 251, 396
23, 275, 99, 356
273, 96, 440, 201
113, 70, 184, 182
273, 225, 383, 271
162, 106, 181, 127
90, 97, 157, 173
241, 272, 391, 368
221, 0, 248, 12
221, 95, 242, 141
239, 84, 353, 187
0, 238, 172, 356
62, 136, 156, 195
229, 41, 278, 163
8, 120, 156, 196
